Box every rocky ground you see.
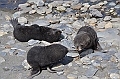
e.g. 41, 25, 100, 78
0, 0, 120, 79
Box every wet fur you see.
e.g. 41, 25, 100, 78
27, 44, 68, 78
74, 26, 102, 50
10, 18, 62, 43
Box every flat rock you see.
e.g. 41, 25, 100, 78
57, 6, 66, 12
90, 9, 103, 17
27, 0, 44, 6
0, 56, 5, 64
110, 73, 120, 79
105, 21, 112, 29
85, 67, 98, 77
67, 74, 78, 79
28, 39, 40, 45
32, 19, 50, 26
18, 17, 27, 24
104, 16, 112, 21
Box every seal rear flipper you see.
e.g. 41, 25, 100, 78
27, 67, 41, 79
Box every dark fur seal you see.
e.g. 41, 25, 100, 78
74, 26, 102, 51
27, 44, 68, 78
10, 18, 62, 43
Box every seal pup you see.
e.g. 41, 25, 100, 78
27, 44, 68, 78
74, 26, 102, 51
9, 18, 62, 43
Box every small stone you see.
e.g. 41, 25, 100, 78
6, 40, 15, 45
13, 11, 23, 18
9, 49, 16, 55
27, 0, 44, 6
57, 6, 66, 12
18, 17, 27, 24
0, 52, 6, 57
90, 9, 103, 17
29, 10, 36, 14
67, 74, 78, 79
91, 60, 101, 67
0, 56, 5, 64
104, 16, 112, 21
18, 3, 30, 9
3, 67, 10, 71
66, 52, 79, 57
78, 75, 88, 79
0, 32, 7, 37
85, 67, 98, 77
32, 19, 50, 26
109, 2, 116, 6
17, 49, 26, 57
71, 3, 82, 10
92, 76, 100, 79
81, 56, 91, 65
36, 7, 46, 15
110, 73, 120, 79
105, 21, 112, 29
28, 39, 40, 45
97, 21, 106, 29
72, 20, 85, 29
115, 4, 120, 9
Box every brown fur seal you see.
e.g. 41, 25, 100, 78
10, 18, 62, 43
74, 26, 102, 51
27, 44, 68, 78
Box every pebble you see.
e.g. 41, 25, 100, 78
72, 20, 85, 29
85, 67, 98, 78
0, 56, 5, 64
104, 21, 112, 28
67, 74, 78, 79
90, 9, 103, 17
28, 39, 40, 45
110, 73, 120, 79
27, 0, 44, 6
78, 75, 88, 79
0, 51, 6, 57
32, 19, 50, 26
0, 31, 7, 36
18, 17, 28, 24
57, 6, 66, 12
80, 56, 91, 65
104, 16, 112, 21
66, 52, 79, 58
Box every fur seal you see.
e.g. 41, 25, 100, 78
74, 26, 102, 51
27, 44, 68, 78
10, 18, 62, 43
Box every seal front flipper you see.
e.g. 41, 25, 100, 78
10, 18, 21, 29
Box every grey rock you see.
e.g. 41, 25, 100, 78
91, 60, 101, 67
97, 21, 106, 29
60, 39, 74, 50
3, 67, 10, 71
115, 53, 120, 62
80, 49, 93, 58
104, 16, 112, 21
57, 6, 66, 12
0, 51, 6, 57
88, 52, 111, 60
115, 4, 120, 9
9, 49, 16, 55
18, 17, 27, 24
0, 56, 5, 64
78, 75, 88, 79
6, 40, 15, 45
85, 67, 98, 77
90, 9, 103, 17
28, 39, 40, 45
48, 1, 63, 8
109, 2, 116, 6
90, 0, 97, 2
17, 49, 26, 57
67, 74, 78, 79
72, 20, 85, 29
36, 7, 46, 15
66, 52, 79, 57
110, 73, 120, 79
81, 56, 91, 65
27, 0, 44, 6
32, 19, 50, 26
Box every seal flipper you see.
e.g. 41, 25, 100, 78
10, 18, 21, 29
